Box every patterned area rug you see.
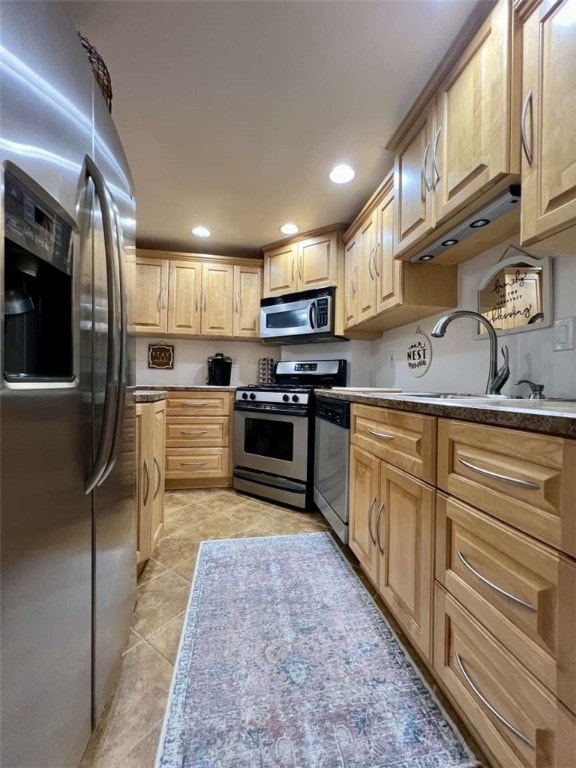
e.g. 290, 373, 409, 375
156, 532, 480, 768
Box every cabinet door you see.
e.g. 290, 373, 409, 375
521, 0, 576, 245
135, 404, 152, 566
349, 445, 380, 585
434, 0, 512, 224
133, 258, 168, 334
167, 260, 202, 335
375, 184, 402, 314
376, 463, 435, 659
263, 243, 298, 297
233, 265, 261, 338
150, 400, 166, 551
357, 212, 378, 323
393, 106, 435, 256
298, 232, 339, 291
201, 263, 234, 336
343, 235, 359, 329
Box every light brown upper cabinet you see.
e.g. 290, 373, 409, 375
343, 174, 457, 333
233, 264, 262, 338
519, 0, 576, 251
133, 250, 262, 339
201, 263, 234, 336
388, 0, 521, 264
262, 227, 341, 297
167, 260, 202, 335
132, 257, 169, 334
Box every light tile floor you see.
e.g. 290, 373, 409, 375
81, 488, 485, 767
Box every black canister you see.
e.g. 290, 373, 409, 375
207, 352, 232, 386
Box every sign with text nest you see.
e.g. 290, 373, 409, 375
148, 343, 174, 369
406, 326, 432, 378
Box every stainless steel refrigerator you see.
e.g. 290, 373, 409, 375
0, 3, 137, 767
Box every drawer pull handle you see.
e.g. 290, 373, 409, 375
179, 429, 209, 436
368, 428, 395, 441
143, 460, 150, 505
368, 497, 377, 545
180, 461, 208, 467
153, 457, 162, 500
375, 501, 385, 555
180, 402, 210, 408
456, 550, 536, 612
458, 458, 540, 490
455, 653, 534, 748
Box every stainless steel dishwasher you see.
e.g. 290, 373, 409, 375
313, 396, 350, 543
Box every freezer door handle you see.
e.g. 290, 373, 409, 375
85, 155, 122, 494
98, 201, 127, 485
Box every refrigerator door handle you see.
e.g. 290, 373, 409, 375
97, 202, 127, 485
85, 156, 122, 494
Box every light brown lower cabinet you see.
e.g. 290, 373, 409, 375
436, 492, 576, 715
165, 390, 233, 489
434, 586, 576, 768
136, 399, 166, 567
349, 443, 435, 660
349, 407, 576, 767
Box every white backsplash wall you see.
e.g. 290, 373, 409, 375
370, 238, 576, 398
135, 338, 279, 386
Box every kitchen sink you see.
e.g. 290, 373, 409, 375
391, 392, 511, 399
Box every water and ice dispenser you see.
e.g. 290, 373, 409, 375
3, 168, 75, 384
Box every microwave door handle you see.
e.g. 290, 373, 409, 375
97, 202, 127, 486
85, 156, 121, 494
310, 301, 316, 329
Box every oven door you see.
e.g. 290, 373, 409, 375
234, 407, 308, 481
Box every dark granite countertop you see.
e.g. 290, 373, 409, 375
316, 389, 576, 439
134, 385, 237, 392
132, 389, 168, 403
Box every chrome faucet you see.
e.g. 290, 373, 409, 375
431, 310, 510, 395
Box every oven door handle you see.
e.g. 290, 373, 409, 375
309, 301, 316, 330
234, 404, 309, 417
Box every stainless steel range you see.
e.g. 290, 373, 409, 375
233, 360, 347, 508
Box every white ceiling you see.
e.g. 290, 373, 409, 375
64, 0, 484, 257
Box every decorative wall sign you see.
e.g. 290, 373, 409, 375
406, 326, 432, 378
476, 247, 552, 336
148, 343, 174, 369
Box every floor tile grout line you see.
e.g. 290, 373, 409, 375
144, 610, 187, 647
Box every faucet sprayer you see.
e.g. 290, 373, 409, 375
431, 310, 510, 396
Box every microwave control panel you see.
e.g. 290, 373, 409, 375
316, 297, 329, 328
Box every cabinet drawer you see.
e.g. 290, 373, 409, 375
351, 404, 436, 483
166, 417, 229, 448
437, 419, 576, 557
434, 586, 576, 768
436, 493, 576, 714
166, 391, 232, 417
165, 447, 229, 479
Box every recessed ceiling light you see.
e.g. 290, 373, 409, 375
280, 223, 299, 235
329, 164, 355, 184
418, 254, 434, 262
441, 238, 459, 247
469, 218, 490, 229
192, 226, 211, 238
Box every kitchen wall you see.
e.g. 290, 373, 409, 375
136, 237, 575, 396
368, 238, 576, 398
135, 338, 279, 386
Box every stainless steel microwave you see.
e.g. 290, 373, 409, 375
260, 287, 342, 343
